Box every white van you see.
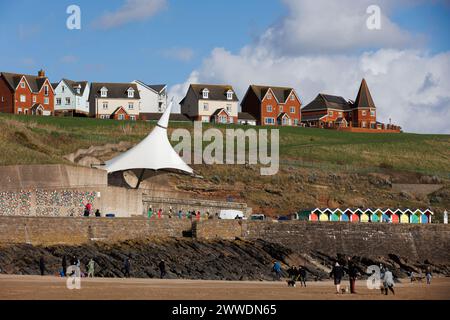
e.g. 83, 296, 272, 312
219, 209, 244, 220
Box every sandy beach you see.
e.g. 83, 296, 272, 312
0, 275, 449, 300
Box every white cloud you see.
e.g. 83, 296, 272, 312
170, 0, 450, 134
94, 0, 167, 29
161, 47, 195, 62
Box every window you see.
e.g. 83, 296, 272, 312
362, 110, 367, 116
266, 105, 273, 112
1, 96, 3, 102
100, 114, 109, 119
130, 115, 136, 121
61, 86, 65, 93
290, 107, 295, 113
266, 93, 272, 99
65, 97, 71, 105
202, 89, 209, 99
56, 98, 61, 105
20, 95, 26, 102
290, 94, 295, 101
20, 82, 25, 88
127, 88, 134, 98
370, 109, 375, 117
118, 114, 125, 120
294, 119, 298, 125
201, 116, 210, 123
264, 117, 275, 125
158, 102, 163, 112
279, 106, 283, 112
44, 85, 49, 96
102, 102, 108, 110
328, 111, 333, 116
203, 103, 209, 111
128, 102, 134, 110
226, 90, 233, 100
100, 88, 108, 98
338, 112, 342, 117
18, 107, 22, 113
44, 97, 49, 105
362, 121, 367, 128
33, 96, 36, 103
219, 115, 227, 123
226, 104, 232, 113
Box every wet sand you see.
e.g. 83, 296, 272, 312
0, 275, 449, 300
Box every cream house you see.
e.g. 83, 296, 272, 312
179, 84, 239, 124
89, 82, 141, 120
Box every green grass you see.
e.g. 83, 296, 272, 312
0, 113, 449, 177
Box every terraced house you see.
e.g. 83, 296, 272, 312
52, 79, 90, 116
180, 84, 239, 124
89, 82, 141, 120
0, 69, 54, 116
240, 85, 301, 126
301, 79, 378, 129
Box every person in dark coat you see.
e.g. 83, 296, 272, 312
159, 260, 166, 279
299, 266, 307, 287
62, 256, 67, 276
123, 258, 131, 278
330, 262, 344, 293
348, 259, 358, 294
95, 209, 101, 217
39, 256, 45, 276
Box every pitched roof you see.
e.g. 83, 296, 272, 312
238, 112, 256, 121
354, 78, 376, 109
188, 84, 239, 102
301, 114, 327, 122
147, 84, 166, 93
211, 108, 230, 116
277, 112, 290, 120
140, 113, 191, 122
61, 79, 89, 96
90, 82, 140, 100
302, 94, 352, 112
111, 106, 128, 115
1, 72, 50, 93
248, 85, 294, 103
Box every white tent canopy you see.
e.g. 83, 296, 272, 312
101, 99, 193, 187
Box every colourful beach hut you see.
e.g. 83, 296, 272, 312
309, 209, 319, 221
297, 210, 311, 221
341, 209, 351, 222
391, 210, 400, 223
330, 209, 341, 222
421, 209, 433, 224
371, 209, 382, 223
382, 209, 392, 223
410, 210, 421, 224
319, 209, 330, 222
400, 209, 411, 223
350, 209, 360, 222
360, 209, 370, 222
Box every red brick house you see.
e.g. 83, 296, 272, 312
301, 79, 378, 129
0, 69, 54, 116
240, 85, 301, 126
110, 106, 130, 120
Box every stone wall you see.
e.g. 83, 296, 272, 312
0, 216, 191, 245
143, 196, 252, 216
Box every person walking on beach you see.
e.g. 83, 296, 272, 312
39, 256, 46, 276
62, 255, 67, 277
95, 209, 101, 217
383, 268, 395, 295
330, 262, 344, 294
168, 206, 173, 219
272, 261, 282, 281
196, 211, 201, 221
299, 266, 307, 287
425, 266, 432, 285
87, 258, 95, 278
148, 207, 153, 219
157, 208, 162, 219
348, 259, 358, 294
178, 209, 183, 219
123, 258, 131, 278
159, 260, 166, 279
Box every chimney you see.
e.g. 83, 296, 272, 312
37, 69, 45, 78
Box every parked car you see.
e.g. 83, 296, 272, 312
250, 214, 266, 221
277, 215, 290, 221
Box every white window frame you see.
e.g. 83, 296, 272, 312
102, 102, 108, 110
61, 85, 65, 93
65, 97, 71, 105
127, 89, 134, 98
32, 96, 36, 103
329, 111, 333, 116
362, 121, 367, 128
203, 103, 209, 111
290, 94, 295, 101
202, 89, 209, 99
264, 117, 275, 125
279, 106, 283, 112
290, 107, 295, 113
267, 105, 272, 112
44, 97, 49, 105
226, 104, 232, 113
20, 82, 25, 88
226, 91, 233, 100
20, 95, 26, 102
362, 110, 367, 116
370, 109, 375, 117
266, 93, 272, 100
130, 115, 136, 121
128, 102, 134, 110
100, 89, 108, 98
56, 98, 61, 105
1, 96, 4, 102
118, 114, 125, 120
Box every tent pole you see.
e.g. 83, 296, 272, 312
135, 169, 145, 189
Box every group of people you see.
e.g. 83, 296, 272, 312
83, 203, 101, 217
287, 265, 308, 287
147, 206, 211, 221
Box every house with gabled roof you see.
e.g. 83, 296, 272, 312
0, 69, 54, 116
131, 80, 168, 117
52, 78, 90, 116
240, 85, 301, 126
179, 84, 239, 124
89, 82, 141, 120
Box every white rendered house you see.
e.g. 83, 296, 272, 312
52, 79, 90, 116
132, 80, 168, 114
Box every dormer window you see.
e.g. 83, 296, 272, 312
100, 87, 108, 98
202, 88, 209, 99
226, 90, 233, 100
127, 88, 135, 98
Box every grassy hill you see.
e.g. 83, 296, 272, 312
1, 113, 449, 217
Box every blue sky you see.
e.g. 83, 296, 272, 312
0, 0, 448, 85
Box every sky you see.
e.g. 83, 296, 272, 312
0, 0, 449, 133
